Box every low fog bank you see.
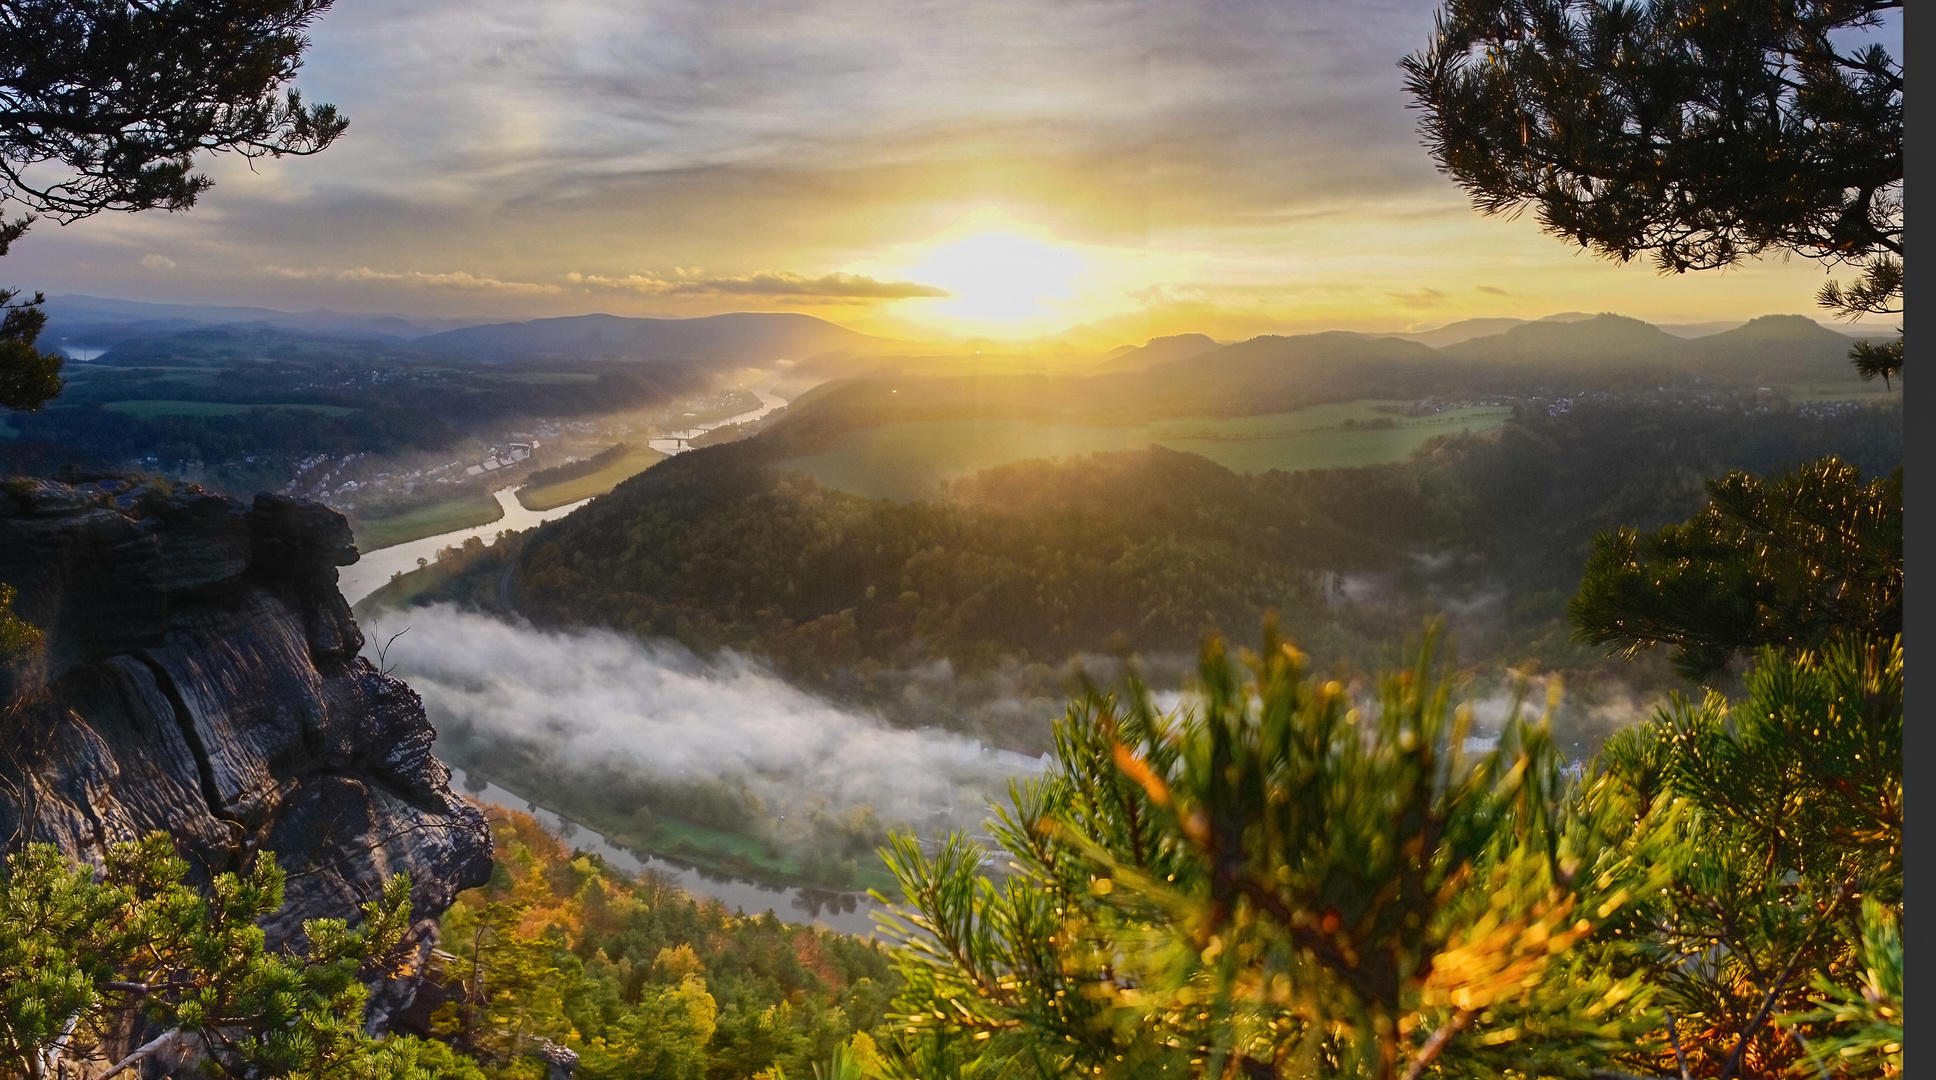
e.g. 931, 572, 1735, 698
380, 605, 1044, 841
377, 606, 1662, 887
825, 648, 1204, 758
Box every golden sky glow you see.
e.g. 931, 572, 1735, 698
1, 0, 1899, 345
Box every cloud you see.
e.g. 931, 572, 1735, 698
252, 263, 942, 303
1, 0, 1850, 327
383, 606, 1040, 834
140, 253, 176, 270
1388, 287, 1447, 309
1476, 285, 1509, 296
260, 264, 565, 295
110, 2, 1459, 277
567, 269, 949, 300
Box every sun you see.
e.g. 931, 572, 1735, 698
898, 230, 1089, 328
844, 210, 1138, 336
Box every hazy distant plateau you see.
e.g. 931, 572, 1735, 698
781, 401, 1510, 500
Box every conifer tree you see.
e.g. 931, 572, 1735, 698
1590, 638, 1902, 1079
1570, 457, 1902, 680
0, 832, 475, 1080
1403, 1, 1903, 381
0, 1, 348, 410
873, 628, 1679, 1079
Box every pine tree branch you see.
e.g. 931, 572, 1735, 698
1718, 886, 1851, 1080
1665, 1009, 1691, 1080
1400, 1008, 1474, 1080
96, 1027, 186, 1080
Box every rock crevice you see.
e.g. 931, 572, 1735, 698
0, 474, 492, 943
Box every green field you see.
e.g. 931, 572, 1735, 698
1783, 382, 1903, 403
104, 399, 359, 418
354, 492, 504, 552
780, 401, 1511, 500
518, 445, 669, 510
501, 371, 600, 385
70, 366, 222, 377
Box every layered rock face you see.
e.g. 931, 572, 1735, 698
0, 474, 492, 943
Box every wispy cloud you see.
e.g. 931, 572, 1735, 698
261, 265, 566, 295
256, 263, 945, 302
1388, 286, 1447, 309
1476, 284, 1509, 296
567, 269, 949, 299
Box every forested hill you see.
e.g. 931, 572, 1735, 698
391, 389, 1901, 751
1437, 313, 1872, 383
487, 437, 1328, 678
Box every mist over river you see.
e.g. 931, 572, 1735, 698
376, 605, 1047, 930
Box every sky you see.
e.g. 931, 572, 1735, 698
0, 0, 1899, 344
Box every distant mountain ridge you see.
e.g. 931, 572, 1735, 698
1435, 313, 1875, 385
1369, 311, 1872, 350
37, 292, 1888, 381
412, 311, 914, 364
1370, 317, 1531, 349
1440, 313, 1684, 368
1098, 333, 1223, 370
42, 294, 482, 343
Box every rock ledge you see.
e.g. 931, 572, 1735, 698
0, 474, 492, 945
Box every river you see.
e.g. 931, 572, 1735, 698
448, 768, 889, 937
339, 388, 891, 933
338, 486, 593, 606
339, 388, 788, 606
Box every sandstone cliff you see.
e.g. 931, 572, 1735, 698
0, 473, 492, 946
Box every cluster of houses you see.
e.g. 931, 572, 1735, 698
274, 441, 541, 507
464, 441, 536, 476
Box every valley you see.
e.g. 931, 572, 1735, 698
0, 4, 1901, 1075
7, 299, 1902, 899
338, 310, 1897, 894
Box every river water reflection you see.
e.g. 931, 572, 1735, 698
341, 389, 788, 607
340, 487, 592, 606
448, 767, 888, 937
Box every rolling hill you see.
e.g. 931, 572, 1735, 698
1438, 312, 1879, 385
412, 311, 912, 364
1097, 333, 1223, 370
1439, 313, 1688, 370
41, 294, 475, 345
1132, 331, 1450, 413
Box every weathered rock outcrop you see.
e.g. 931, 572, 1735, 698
0, 473, 492, 945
